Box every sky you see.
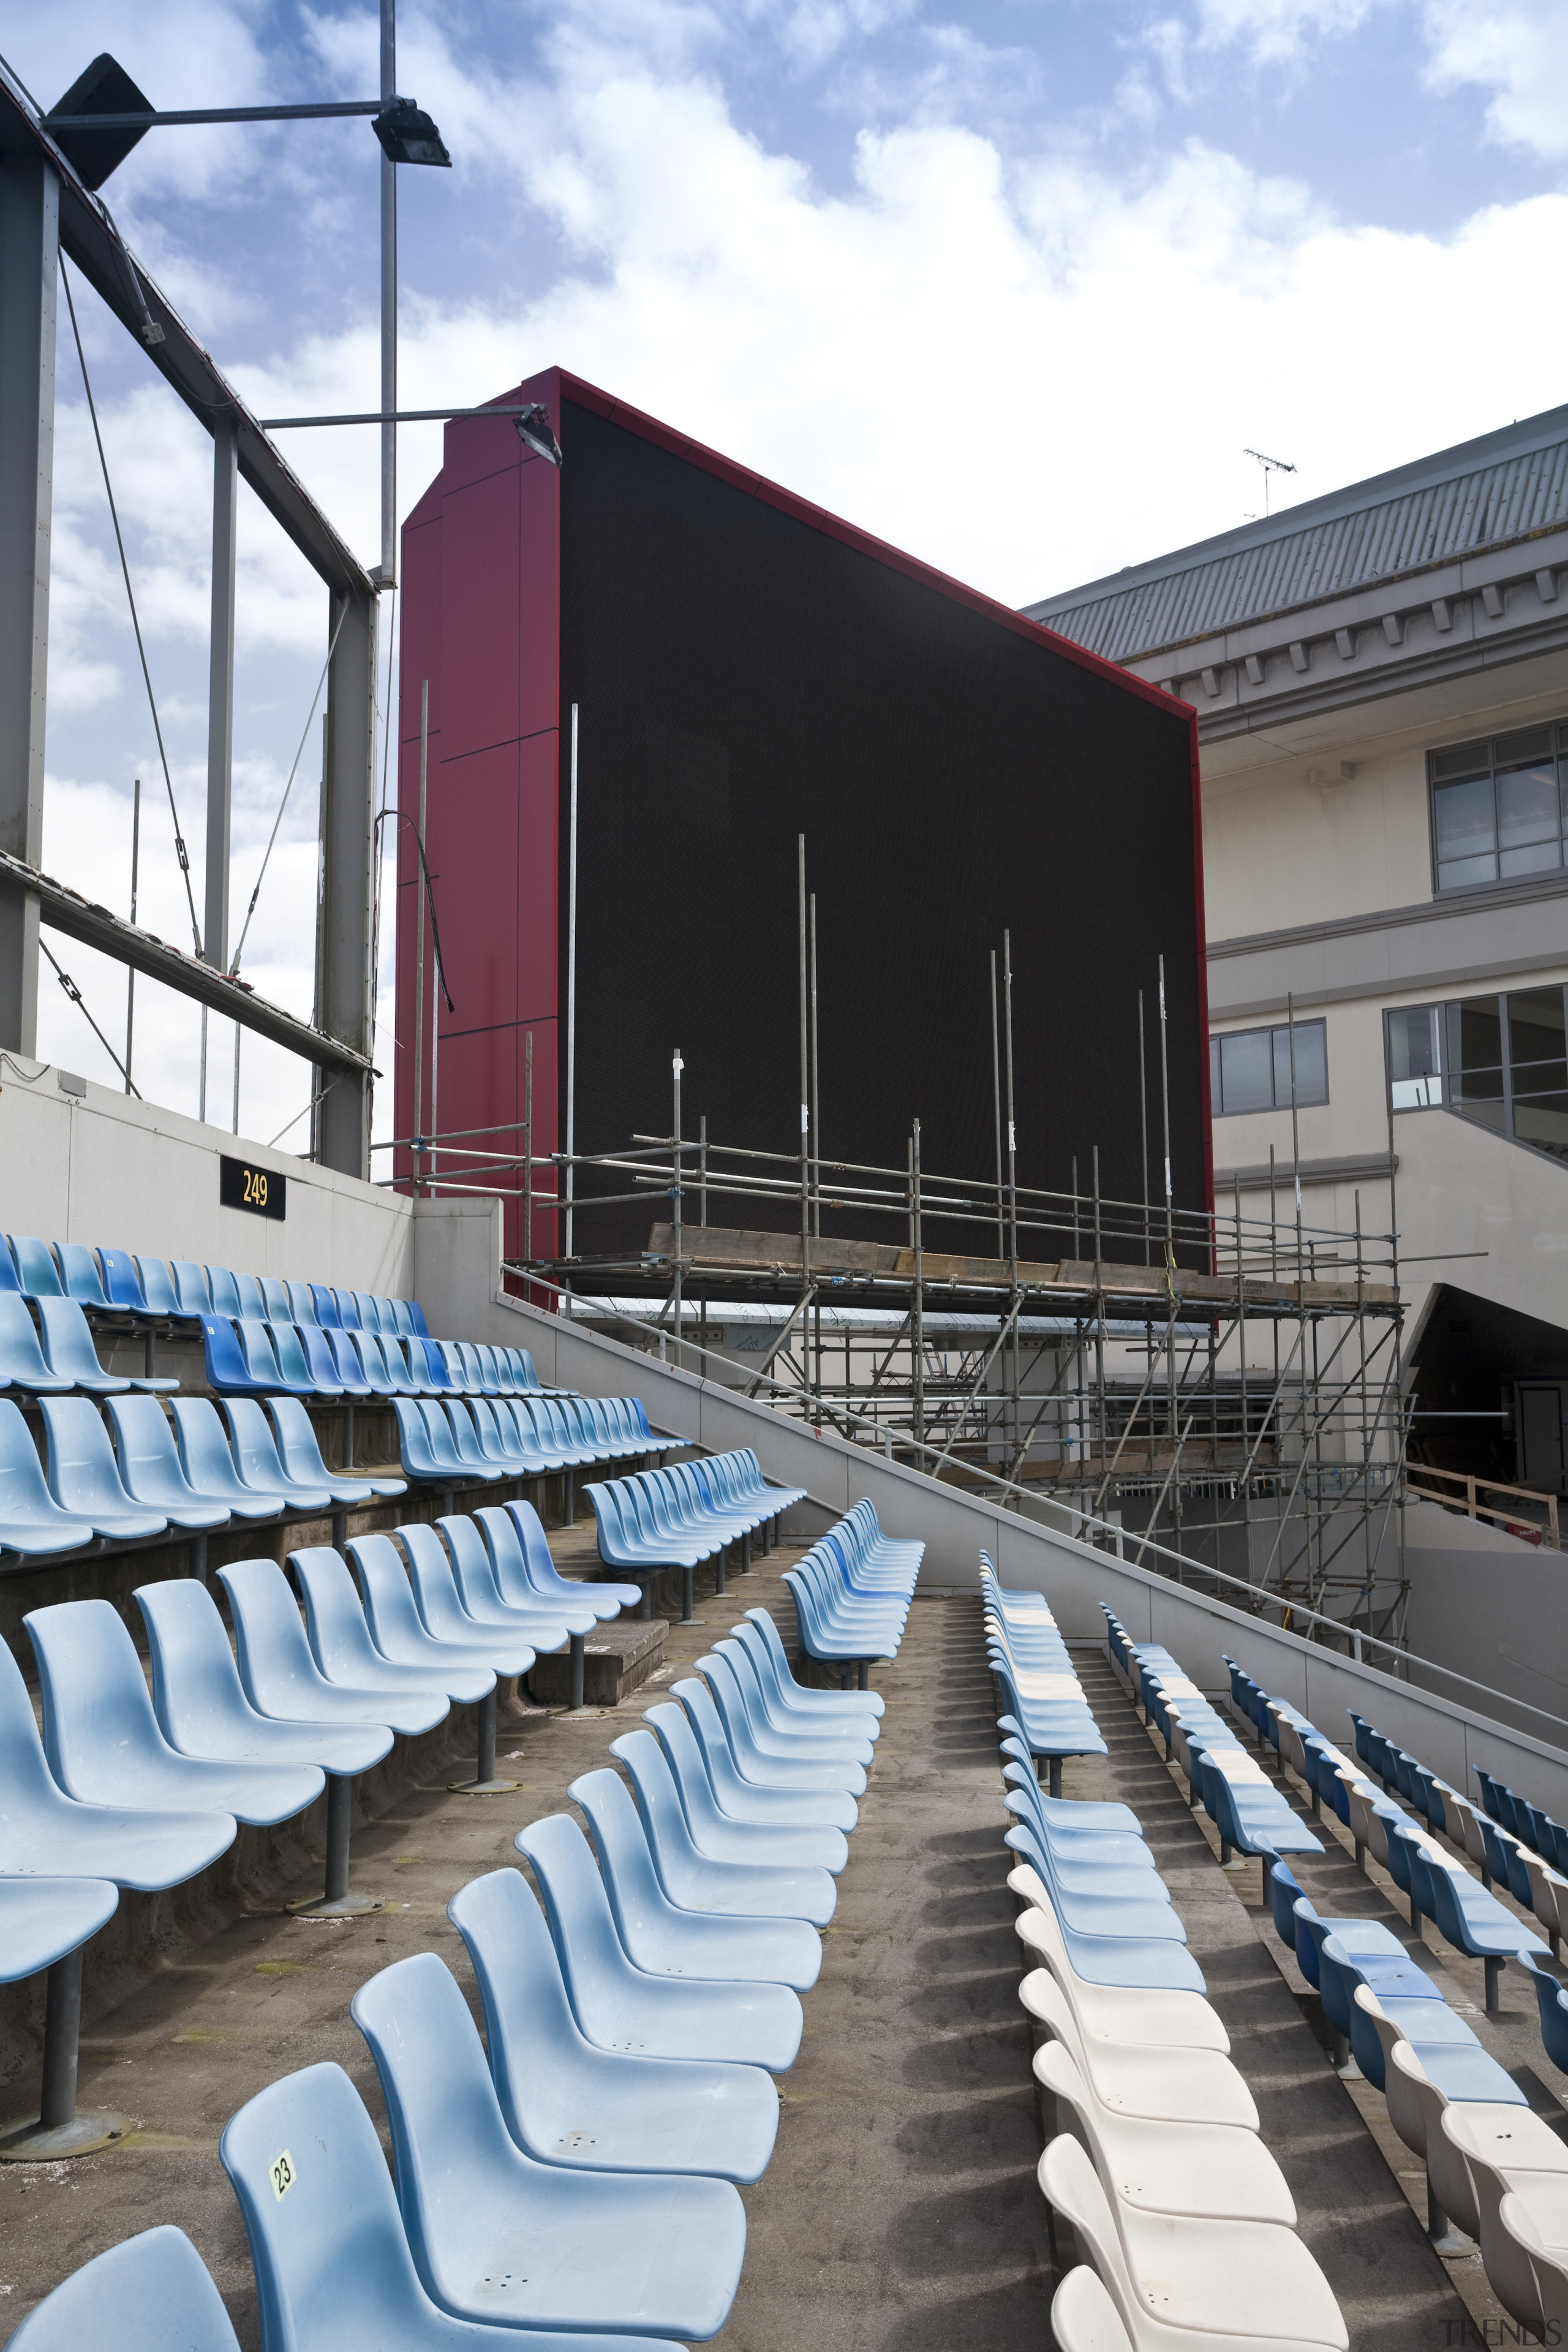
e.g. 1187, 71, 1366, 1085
4, 0, 1567, 1155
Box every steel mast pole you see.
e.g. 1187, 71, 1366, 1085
378, 0, 397, 586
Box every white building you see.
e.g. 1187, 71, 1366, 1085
1029, 404, 1568, 1515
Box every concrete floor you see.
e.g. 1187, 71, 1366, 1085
3, 1537, 1561, 2349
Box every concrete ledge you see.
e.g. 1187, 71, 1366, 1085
529, 1619, 666, 1708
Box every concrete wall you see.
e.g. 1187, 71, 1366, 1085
1402, 1496, 1568, 1733
0, 1055, 415, 1295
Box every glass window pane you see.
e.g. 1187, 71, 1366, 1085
1392, 1076, 1442, 1109
1501, 842, 1561, 878
1219, 1029, 1275, 1114
1209, 1036, 1221, 1112
1515, 1092, 1568, 1159
1388, 1006, 1442, 1106
1508, 986, 1567, 1071
1447, 995, 1503, 1074
1494, 725, 1553, 766
1438, 853, 1498, 891
1433, 776, 1496, 883
1272, 1020, 1326, 1107
1431, 739, 1490, 783
1497, 759, 1560, 850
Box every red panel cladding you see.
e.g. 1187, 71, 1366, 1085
518, 446, 561, 744
516, 729, 558, 1028
440, 465, 521, 764
427, 741, 521, 1024
514, 1017, 559, 1265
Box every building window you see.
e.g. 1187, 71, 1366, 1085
1429, 720, 1568, 894
1386, 982, 1568, 1163
1210, 1018, 1328, 1116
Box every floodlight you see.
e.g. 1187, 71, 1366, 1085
372, 99, 451, 167
47, 53, 154, 189
515, 404, 564, 468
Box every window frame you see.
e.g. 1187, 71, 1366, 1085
1427, 717, 1568, 899
1209, 1016, 1329, 1118
1385, 981, 1568, 1166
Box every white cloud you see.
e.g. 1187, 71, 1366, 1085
1188, 0, 1386, 62
1420, 1, 1568, 160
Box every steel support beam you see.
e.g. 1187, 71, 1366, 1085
317, 584, 378, 1176
205, 409, 237, 972
0, 143, 57, 1053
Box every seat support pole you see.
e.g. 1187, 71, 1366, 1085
742, 1528, 752, 1574
569, 1631, 585, 1711
0, 1943, 132, 2162
680, 1565, 695, 1624
144, 1329, 157, 1379
1048, 1756, 1061, 1800
288, 1775, 382, 1917
1485, 1954, 1502, 2015
344, 1400, 356, 1468
564, 1468, 575, 1528
638, 1577, 652, 1621
448, 1688, 521, 1795
331, 1505, 347, 1551
714, 1548, 726, 1598
857, 1660, 869, 1694
189, 1531, 208, 1585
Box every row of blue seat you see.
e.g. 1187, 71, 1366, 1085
984, 1556, 1104, 1789
394, 1395, 659, 1500
786, 1503, 921, 1685
586, 1450, 805, 1622
195, 1315, 563, 1404
1348, 1705, 1568, 1936
0, 1291, 177, 1398
0, 1232, 429, 1344
988, 1575, 1348, 2352
7, 1583, 886, 2346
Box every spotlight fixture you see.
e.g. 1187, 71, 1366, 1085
372, 99, 451, 168
515, 405, 564, 468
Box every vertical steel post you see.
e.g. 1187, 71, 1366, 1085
671, 1046, 684, 1374
522, 1028, 533, 1278
565, 704, 579, 1272
698, 1112, 709, 1378
1139, 989, 1150, 1266
912, 1118, 924, 1456
124, 778, 140, 1091
378, 0, 398, 586
413, 678, 428, 1191
1287, 992, 1306, 1599
1236, 1174, 1251, 1580
1093, 1145, 1106, 1498
990, 949, 1004, 1257
317, 582, 378, 1178
809, 891, 820, 1239
206, 410, 236, 1148
0, 146, 57, 1055
1003, 930, 1020, 1484
1158, 954, 1180, 1549
797, 836, 810, 1316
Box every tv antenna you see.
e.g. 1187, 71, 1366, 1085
1243, 447, 1297, 517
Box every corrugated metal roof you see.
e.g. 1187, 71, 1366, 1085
1029, 410, 1568, 665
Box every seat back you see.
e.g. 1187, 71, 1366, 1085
268, 1322, 315, 1392
609, 1726, 701, 1867
347, 1532, 428, 1649
168, 1396, 258, 1502
475, 1503, 532, 1600
1520, 1949, 1568, 2072
207, 1267, 243, 1318
135, 1575, 259, 1747
259, 1276, 293, 1322
9, 1236, 64, 1299
310, 1283, 341, 1327
296, 1324, 345, 1395
265, 1396, 334, 1485
506, 1498, 568, 1593
291, 1546, 388, 1680
26, 1596, 175, 1789
2, 2226, 241, 2352
349, 1332, 394, 1395
398, 1521, 474, 1637
40, 1395, 146, 1513
99, 1248, 150, 1314
447, 1869, 586, 2143
219, 1557, 326, 1707
38, 1295, 111, 1381
235, 1320, 287, 1387
514, 1812, 636, 2000
1037, 2133, 1140, 2345
56, 1242, 110, 1310
106, 1394, 200, 1506
0, 1238, 21, 1295
325, 1327, 371, 1393
286, 1280, 318, 1325
222, 1397, 294, 1493
196, 1314, 258, 1394
567, 1764, 674, 1936
233, 1273, 266, 1321
0, 1393, 72, 1517
349, 1951, 521, 2237
220, 2062, 443, 2352
134, 1256, 181, 1316
437, 1512, 511, 1614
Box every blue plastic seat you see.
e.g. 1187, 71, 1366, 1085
503, 1496, 639, 1613
233, 1318, 313, 1397
27, 1598, 324, 1824
159, 1396, 283, 1520
136, 1577, 391, 1776
715, 1636, 875, 1767
291, 1546, 487, 1706
9, 1235, 66, 1299
221, 1398, 333, 1511
98, 1249, 153, 1317
568, 1766, 824, 1991
56, 1242, 112, 1311
699, 1649, 867, 1792
169, 1261, 213, 1316
477, 1504, 606, 1627
391, 1396, 452, 1483
331, 1286, 361, 1329
1518, 1948, 1568, 2075
2, 2225, 241, 2352
0, 1293, 70, 1393
38, 1397, 168, 1539
350, 1951, 747, 2339
607, 1729, 837, 1924
0, 1874, 118, 1985
259, 1275, 293, 1322
437, 1513, 576, 1645
295, 1322, 347, 1395
443, 1399, 505, 1480
0, 1238, 21, 1294
233, 1272, 266, 1321
516, 1817, 804, 2067
0, 1396, 97, 1554
221, 2061, 685, 2352
134, 1257, 183, 1318
0, 1637, 233, 1883
205, 1265, 241, 1316
347, 1330, 397, 1397
347, 1534, 535, 1679
448, 1869, 779, 2180
266, 1394, 404, 1502
670, 1676, 858, 1829
325, 1326, 372, 1394
311, 1282, 341, 1326
740, 1605, 884, 1724
266, 1319, 322, 1396
405, 1298, 432, 1340
642, 1701, 848, 1872
193, 1314, 273, 1396
221, 1558, 448, 1737
39, 1295, 177, 1393
287, 1280, 318, 1325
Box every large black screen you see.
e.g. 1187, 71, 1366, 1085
557, 398, 1205, 1276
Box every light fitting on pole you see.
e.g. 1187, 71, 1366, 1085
372, 98, 451, 167
515, 404, 564, 467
